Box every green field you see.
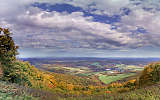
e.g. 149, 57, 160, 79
99, 73, 135, 84
125, 65, 144, 71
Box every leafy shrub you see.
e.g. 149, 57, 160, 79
0, 81, 38, 100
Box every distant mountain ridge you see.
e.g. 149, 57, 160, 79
20, 57, 160, 68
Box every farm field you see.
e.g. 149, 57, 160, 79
36, 63, 145, 84
41, 65, 92, 75
24, 58, 152, 86
125, 65, 144, 71
99, 73, 136, 84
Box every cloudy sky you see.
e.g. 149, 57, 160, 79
1, 0, 160, 58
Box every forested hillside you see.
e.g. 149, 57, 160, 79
1, 27, 160, 100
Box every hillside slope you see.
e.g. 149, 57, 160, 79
1, 61, 105, 95
1, 60, 160, 100
55, 62, 160, 100
62, 83, 160, 100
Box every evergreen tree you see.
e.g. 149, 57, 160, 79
0, 27, 18, 80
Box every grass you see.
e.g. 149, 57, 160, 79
78, 71, 104, 76
99, 73, 135, 84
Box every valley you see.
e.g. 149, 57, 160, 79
22, 57, 160, 84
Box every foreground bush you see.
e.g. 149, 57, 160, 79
139, 62, 160, 87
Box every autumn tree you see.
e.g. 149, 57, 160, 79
139, 62, 160, 87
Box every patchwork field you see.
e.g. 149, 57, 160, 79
98, 73, 136, 84
125, 65, 144, 71
36, 62, 145, 85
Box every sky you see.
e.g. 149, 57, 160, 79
1, 0, 160, 58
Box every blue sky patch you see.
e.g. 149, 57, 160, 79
32, 2, 121, 24
32, 3, 83, 13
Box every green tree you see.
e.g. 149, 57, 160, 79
0, 27, 18, 81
